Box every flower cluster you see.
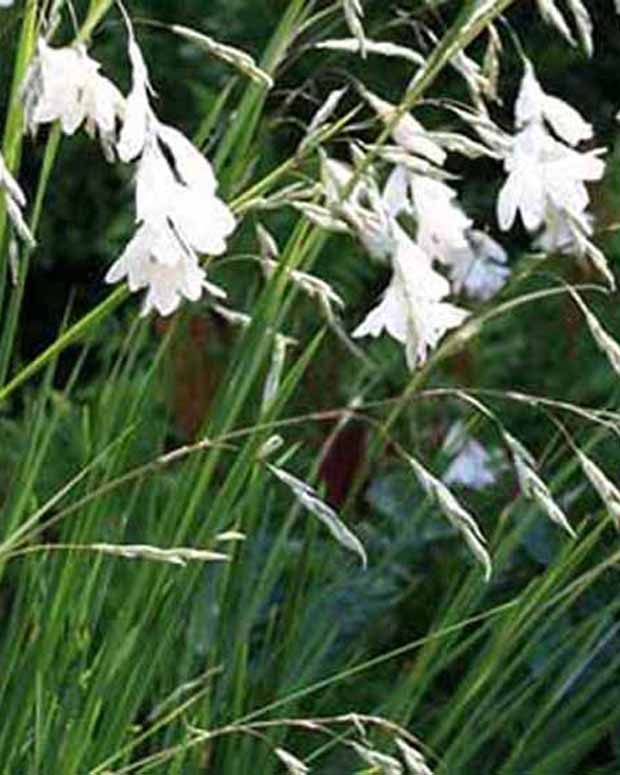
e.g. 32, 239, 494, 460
308, 89, 510, 370
22, 27, 235, 316
9, 8, 612, 356
105, 31, 235, 315
497, 60, 604, 261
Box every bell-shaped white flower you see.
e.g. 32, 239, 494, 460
515, 60, 593, 146
105, 221, 225, 317
383, 166, 471, 262
23, 38, 124, 157
497, 122, 603, 234
352, 227, 468, 368
383, 164, 508, 300
136, 134, 235, 256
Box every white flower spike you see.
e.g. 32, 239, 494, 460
497, 59, 610, 283
106, 20, 235, 316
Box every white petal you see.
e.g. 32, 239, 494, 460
135, 141, 177, 223
542, 94, 593, 146
117, 37, 152, 161
382, 165, 410, 217
515, 60, 545, 128
169, 189, 235, 255
156, 123, 217, 195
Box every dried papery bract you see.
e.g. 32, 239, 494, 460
407, 454, 492, 581
576, 449, 620, 529
88, 543, 229, 565
105, 20, 235, 316
536, 0, 593, 56
503, 432, 576, 538
395, 738, 435, 775
299, 87, 349, 151
361, 87, 446, 166
274, 747, 310, 775
268, 463, 367, 567
315, 38, 425, 66
0, 153, 35, 247
569, 289, 620, 377
171, 24, 273, 89
351, 742, 404, 774
341, 0, 367, 58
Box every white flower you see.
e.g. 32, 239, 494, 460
105, 221, 225, 317
353, 227, 468, 368
442, 422, 498, 490
23, 39, 124, 157
135, 132, 235, 256
106, 28, 236, 316
515, 60, 592, 146
383, 165, 509, 300
0, 152, 35, 246
497, 123, 603, 233
383, 166, 471, 262
117, 32, 154, 162
497, 60, 604, 256
445, 230, 509, 300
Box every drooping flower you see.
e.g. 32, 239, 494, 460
319, 152, 396, 260
445, 230, 509, 301
22, 38, 124, 159
106, 25, 235, 316
497, 60, 604, 259
352, 226, 468, 368
0, 152, 35, 246
116, 31, 155, 163
383, 160, 509, 300
135, 132, 235, 256
383, 165, 471, 261
442, 421, 499, 490
105, 221, 225, 317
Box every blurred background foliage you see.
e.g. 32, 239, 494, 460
2, 0, 620, 772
